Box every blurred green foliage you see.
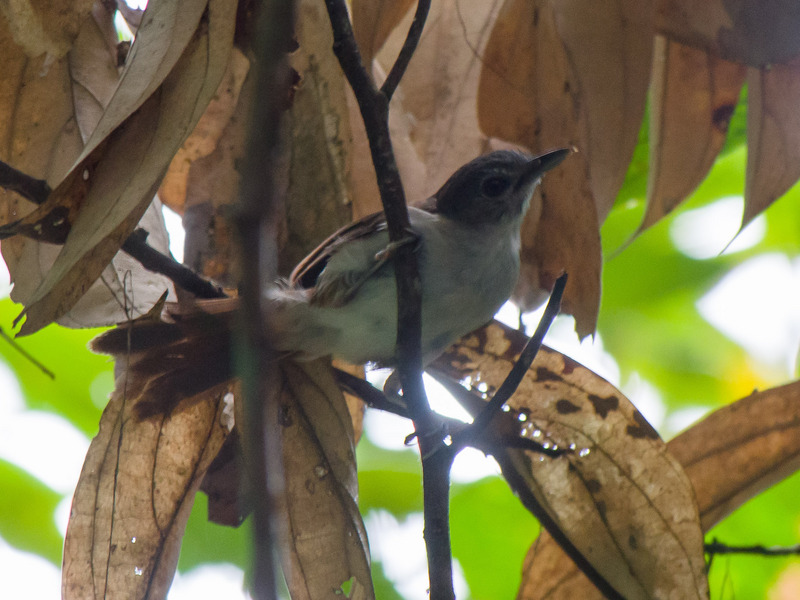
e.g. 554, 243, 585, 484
2, 86, 800, 599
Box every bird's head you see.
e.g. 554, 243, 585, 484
432, 148, 570, 225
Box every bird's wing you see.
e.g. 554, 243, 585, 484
289, 210, 392, 308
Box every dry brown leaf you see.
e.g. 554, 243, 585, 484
158, 47, 250, 213
15, 0, 237, 334
743, 60, 800, 227
657, 0, 800, 67
62, 380, 232, 600
512, 379, 800, 599
552, 0, 653, 220
669, 380, 800, 531
279, 359, 374, 600
642, 36, 745, 230
0, 3, 177, 329
478, 0, 601, 337
431, 320, 708, 600
69, 1, 121, 143
352, 0, 416, 67
0, 0, 95, 58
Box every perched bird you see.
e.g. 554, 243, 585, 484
267, 148, 569, 365
93, 148, 569, 414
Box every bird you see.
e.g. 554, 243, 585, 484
92, 148, 569, 415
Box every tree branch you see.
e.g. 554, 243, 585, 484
459, 273, 567, 446
705, 540, 800, 557
380, 0, 431, 101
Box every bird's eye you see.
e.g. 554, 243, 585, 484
480, 176, 510, 197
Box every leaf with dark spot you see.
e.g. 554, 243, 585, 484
588, 394, 619, 419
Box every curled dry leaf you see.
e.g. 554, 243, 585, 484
279, 359, 373, 600
669, 380, 800, 531
511, 379, 800, 598
14, 0, 237, 335
478, 0, 600, 337
642, 36, 745, 231
62, 380, 232, 600
69, 1, 122, 143
552, 0, 654, 220
743, 59, 800, 227
657, 0, 800, 67
430, 320, 708, 600
0, 3, 175, 329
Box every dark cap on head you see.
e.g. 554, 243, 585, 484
433, 148, 570, 225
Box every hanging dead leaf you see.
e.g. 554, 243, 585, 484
279, 359, 374, 600
69, 1, 121, 143
351, 0, 415, 67
430, 320, 708, 600
657, 0, 800, 67
62, 378, 232, 600
14, 0, 237, 335
158, 47, 250, 214
641, 36, 745, 231
478, 0, 601, 337
743, 59, 800, 227
551, 0, 654, 220
0, 3, 176, 329
511, 379, 800, 598
669, 380, 800, 531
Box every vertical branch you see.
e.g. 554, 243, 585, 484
323, 0, 433, 434
323, 2, 454, 599
233, 0, 295, 598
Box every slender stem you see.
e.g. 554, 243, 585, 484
233, 0, 296, 597
0, 160, 50, 204
464, 273, 567, 441
422, 446, 456, 600
323, 0, 432, 433
381, 0, 431, 101
705, 541, 800, 556
121, 229, 225, 299
0, 159, 225, 300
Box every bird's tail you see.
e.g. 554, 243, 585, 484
91, 298, 238, 418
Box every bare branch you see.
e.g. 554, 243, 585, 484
381, 0, 431, 101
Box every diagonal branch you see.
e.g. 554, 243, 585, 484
0, 159, 225, 300
381, 0, 431, 101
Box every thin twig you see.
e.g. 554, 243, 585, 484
0, 159, 225, 300
380, 0, 431, 101
464, 273, 567, 441
323, 3, 455, 597
121, 229, 226, 299
0, 326, 55, 378
232, 0, 296, 597
0, 160, 50, 204
323, 0, 432, 433
705, 540, 800, 557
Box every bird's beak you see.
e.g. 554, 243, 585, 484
516, 147, 572, 189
